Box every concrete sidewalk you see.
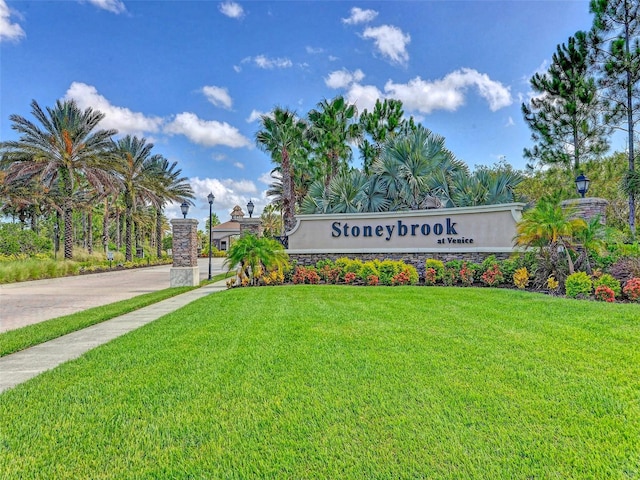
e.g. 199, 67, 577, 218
0, 280, 228, 394
0, 257, 227, 332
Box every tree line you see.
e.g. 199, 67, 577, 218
255, 98, 524, 236
0, 100, 194, 260
256, 0, 638, 239
522, 0, 639, 236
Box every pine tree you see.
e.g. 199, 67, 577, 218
522, 31, 610, 172
589, 0, 640, 237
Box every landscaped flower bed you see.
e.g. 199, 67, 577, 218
227, 254, 640, 304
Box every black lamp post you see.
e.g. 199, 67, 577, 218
207, 192, 215, 280
180, 201, 189, 219
575, 173, 590, 198
247, 199, 255, 218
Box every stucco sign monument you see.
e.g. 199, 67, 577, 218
286, 203, 525, 256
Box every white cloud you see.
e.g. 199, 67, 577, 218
219, 1, 244, 19
342, 7, 378, 25
258, 171, 275, 185
344, 83, 384, 113
505, 116, 515, 127
185, 176, 258, 219
64, 82, 163, 135
0, 0, 25, 42
253, 55, 292, 69
164, 112, 251, 148
233, 162, 244, 169
306, 46, 324, 54
84, 0, 126, 14
327, 68, 512, 115
384, 68, 512, 113
202, 85, 233, 109
247, 109, 265, 123
325, 68, 365, 89
362, 25, 410, 66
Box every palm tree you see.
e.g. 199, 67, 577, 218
372, 126, 465, 210
224, 234, 289, 285
515, 195, 587, 281
256, 107, 307, 233
152, 156, 194, 257
0, 99, 118, 259
574, 215, 610, 274
448, 166, 524, 207
327, 170, 369, 213
112, 135, 160, 261
307, 96, 361, 186
260, 203, 284, 238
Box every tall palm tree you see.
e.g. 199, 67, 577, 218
256, 107, 307, 233
112, 135, 160, 261
307, 96, 361, 186
0, 99, 118, 259
152, 155, 194, 257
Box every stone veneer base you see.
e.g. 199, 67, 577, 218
170, 266, 200, 287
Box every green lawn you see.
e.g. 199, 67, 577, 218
0, 286, 638, 478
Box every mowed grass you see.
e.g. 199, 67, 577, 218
0, 286, 638, 479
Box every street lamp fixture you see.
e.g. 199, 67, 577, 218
180, 201, 189, 218
207, 192, 215, 280
247, 199, 255, 218
575, 173, 590, 198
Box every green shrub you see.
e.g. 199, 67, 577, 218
565, 272, 593, 298
593, 273, 621, 298
358, 261, 379, 283
425, 259, 444, 280
334, 257, 363, 281
0, 223, 51, 256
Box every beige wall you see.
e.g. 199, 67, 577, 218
287, 203, 525, 254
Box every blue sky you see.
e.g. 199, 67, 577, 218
1, 0, 602, 225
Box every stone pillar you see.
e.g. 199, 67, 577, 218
239, 218, 262, 237
561, 197, 608, 225
170, 218, 199, 287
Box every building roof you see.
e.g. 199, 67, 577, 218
212, 220, 240, 233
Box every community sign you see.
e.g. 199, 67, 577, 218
286, 203, 525, 254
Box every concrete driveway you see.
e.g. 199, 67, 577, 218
0, 257, 229, 333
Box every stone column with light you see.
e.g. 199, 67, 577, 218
561, 174, 608, 225
170, 216, 200, 287
239, 199, 262, 236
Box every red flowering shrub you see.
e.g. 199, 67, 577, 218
292, 266, 320, 284
344, 272, 357, 284
623, 277, 640, 302
319, 265, 341, 284
366, 274, 379, 286
391, 270, 411, 286
459, 262, 474, 286
595, 285, 615, 303
481, 264, 504, 287
424, 267, 437, 286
